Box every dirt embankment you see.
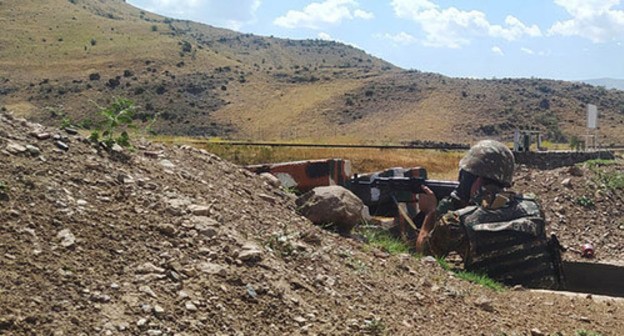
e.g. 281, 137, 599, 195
1, 110, 623, 335
514, 163, 624, 264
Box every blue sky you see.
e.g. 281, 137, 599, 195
126, 0, 624, 81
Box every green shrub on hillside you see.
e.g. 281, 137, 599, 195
89, 98, 138, 149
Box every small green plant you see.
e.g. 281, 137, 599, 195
576, 195, 595, 208
346, 257, 368, 273
91, 98, 138, 148
360, 228, 411, 255
600, 171, 624, 190
45, 104, 66, 118
89, 131, 100, 142
101, 98, 136, 147
60, 116, 73, 129
437, 257, 504, 291
581, 159, 624, 191
362, 318, 386, 336
455, 271, 505, 292
264, 232, 296, 257
116, 130, 131, 147
0, 180, 7, 191
436, 257, 451, 270
144, 113, 160, 136
78, 119, 90, 129
583, 159, 617, 169
151, 25, 158, 32
283, 186, 300, 195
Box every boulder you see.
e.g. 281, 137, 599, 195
296, 186, 368, 235
6, 143, 27, 155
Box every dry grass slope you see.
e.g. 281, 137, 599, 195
1, 0, 624, 145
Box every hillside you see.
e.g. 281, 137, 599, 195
3, 108, 624, 335
267, 72, 624, 144
1, 0, 624, 145
583, 78, 624, 91
0, 0, 393, 138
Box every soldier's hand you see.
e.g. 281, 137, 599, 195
419, 186, 437, 214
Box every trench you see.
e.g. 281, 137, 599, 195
560, 261, 624, 298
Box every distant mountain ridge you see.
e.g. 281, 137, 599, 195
582, 78, 624, 91
1, 0, 624, 144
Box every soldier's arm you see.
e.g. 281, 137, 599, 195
428, 213, 468, 259
415, 211, 436, 255
416, 194, 468, 258
415, 186, 440, 255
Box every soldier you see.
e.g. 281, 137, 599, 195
416, 140, 563, 289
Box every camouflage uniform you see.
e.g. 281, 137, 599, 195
424, 140, 563, 289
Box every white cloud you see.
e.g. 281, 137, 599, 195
130, 0, 261, 30
274, 0, 373, 30
375, 32, 418, 45
390, 0, 542, 48
549, 0, 624, 42
354, 9, 375, 20
318, 32, 333, 40
317, 32, 360, 48
521, 47, 535, 55
491, 46, 504, 56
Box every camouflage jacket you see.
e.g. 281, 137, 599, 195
425, 191, 561, 289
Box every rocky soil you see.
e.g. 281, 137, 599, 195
514, 163, 624, 264
1, 109, 624, 335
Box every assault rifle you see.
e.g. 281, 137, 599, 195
348, 175, 459, 218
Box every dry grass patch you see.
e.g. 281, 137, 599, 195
154, 137, 462, 179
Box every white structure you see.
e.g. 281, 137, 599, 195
587, 104, 598, 129
585, 104, 599, 150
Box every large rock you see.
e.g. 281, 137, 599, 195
296, 186, 368, 234
57, 229, 76, 248
6, 143, 27, 155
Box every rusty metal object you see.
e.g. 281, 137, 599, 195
245, 159, 351, 193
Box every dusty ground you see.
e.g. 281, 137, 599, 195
513, 162, 624, 264
1, 110, 623, 335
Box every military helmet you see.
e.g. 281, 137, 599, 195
459, 140, 515, 187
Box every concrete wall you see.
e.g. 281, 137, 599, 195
514, 150, 615, 169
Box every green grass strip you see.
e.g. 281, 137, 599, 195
360, 227, 412, 255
